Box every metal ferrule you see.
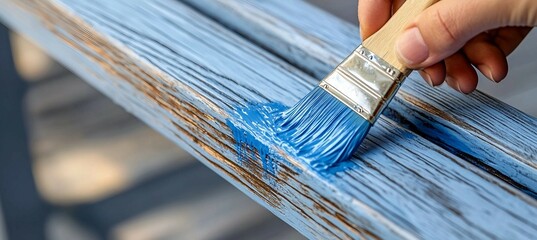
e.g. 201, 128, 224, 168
319, 45, 408, 123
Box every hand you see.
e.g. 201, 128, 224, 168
358, 0, 537, 93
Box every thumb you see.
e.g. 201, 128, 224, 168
395, 0, 537, 68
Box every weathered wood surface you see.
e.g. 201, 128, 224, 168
183, 0, 537, 194
1, 0, 537, 239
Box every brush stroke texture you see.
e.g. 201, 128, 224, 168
1, 0, 537, 239
184, 0, 537, 194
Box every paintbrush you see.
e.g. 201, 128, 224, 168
276, 0, 439, 169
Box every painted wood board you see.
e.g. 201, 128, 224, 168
183, 0, 537, 193
1, 0, 537, 239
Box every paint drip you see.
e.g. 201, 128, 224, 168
228, 103, 285, 174
228, 87, 371, 171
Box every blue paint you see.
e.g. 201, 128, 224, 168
276, 87, 371, 169
228, 87, 371, 171
228, 103, 285, 174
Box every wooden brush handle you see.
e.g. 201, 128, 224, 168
362, 0, 439, 73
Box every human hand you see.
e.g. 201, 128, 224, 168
358, 0, 536, 93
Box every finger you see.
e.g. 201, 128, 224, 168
392, 0, 405, 14
358, 0, 392, 39
444, 52, 478, 94
493, 27, 532, 56
419, 62, 446, 87
395, 0, 537, 69
464, 33, 508, 82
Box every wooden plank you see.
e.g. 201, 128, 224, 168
1, 0, 537, 238
184, 0, 537, 193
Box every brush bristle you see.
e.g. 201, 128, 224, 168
275, 87, 371, 170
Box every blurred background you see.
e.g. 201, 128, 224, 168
1, 0, 536, 239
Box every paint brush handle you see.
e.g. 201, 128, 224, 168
362, 0, 440, 73
318, 0, 439, 122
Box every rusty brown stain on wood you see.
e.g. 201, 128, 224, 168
172, 123, 283, 208
313, 198, 379, 239
24, 0, 237, 151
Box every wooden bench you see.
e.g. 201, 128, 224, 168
0, 0, 536, 239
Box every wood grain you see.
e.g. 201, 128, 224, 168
1, 0, 537, 239
184, 0, 537, 193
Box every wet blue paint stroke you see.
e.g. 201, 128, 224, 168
228, 103, 284, 175
227, 88, 371, 173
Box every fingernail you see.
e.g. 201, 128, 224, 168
446, 76, 464, 93
479, 65, 497, 83
421, 70, 434, 87
396, 27, 429, 66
